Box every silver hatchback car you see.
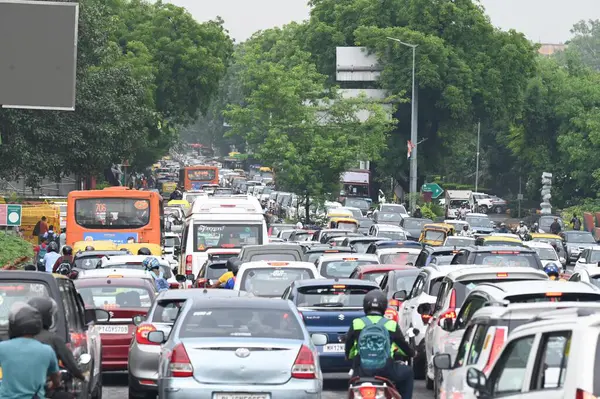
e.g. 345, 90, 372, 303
128, 289, 249, 398
148, 297, 323, 399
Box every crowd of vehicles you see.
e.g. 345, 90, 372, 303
5, 154, 600, 399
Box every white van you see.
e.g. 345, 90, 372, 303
180, 195, 267, 277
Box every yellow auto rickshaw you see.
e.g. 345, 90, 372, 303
326, 209, 354, 219
73, 240, 117, 253
118, 243, 162, 255
475, 235, 524, 247
162, 181, 177, 194
419, 223, 456, 246
327, 217, 359, 231
167, 199, 191, 212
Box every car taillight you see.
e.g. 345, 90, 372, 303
353, 385, 385, 399
169, 282, 180, 289
135, 324, 159, 346
576, 389, 598, 399
185, 255, 192, 275
438, 288, 457, 326
195, 278, 208, 288
70, 332, 86, 348
169, 343, 193, 377
291, 345, 316, 379
483, 328, 506, 373
421, 314, 433, 324
389, 299, 400, 310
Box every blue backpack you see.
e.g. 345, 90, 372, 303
155, 277, 169, 292
357, 317, 392, 370
37, 245, 48, 265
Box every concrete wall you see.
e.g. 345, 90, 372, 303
0, 176, 78, 197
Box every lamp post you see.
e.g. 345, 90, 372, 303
387, 37, 418, 211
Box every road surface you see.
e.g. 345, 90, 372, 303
102, 372, 432, 398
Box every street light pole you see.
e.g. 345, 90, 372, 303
387, 37, 418, 212
475, 121, 480, 192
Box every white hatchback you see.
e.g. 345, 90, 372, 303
314, 253, 379, 278
233, 261, 319, 297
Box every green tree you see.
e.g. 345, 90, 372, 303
224, 25, 393, 220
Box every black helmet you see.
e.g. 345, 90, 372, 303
226, 258, 242, 276
138, 247, 152, 256
62, 245, 73, 256
8, 302, 43, 338
85, 246, 95, 251
48, 241, 59, 253
27, 297, 57, 330
363, 290, 388, 315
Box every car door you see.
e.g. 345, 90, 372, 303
519, 331, 571, 399
486, 334, 538, 398
444, 295, 488, 358
443, 323, 478, 395
401, 273, 425, 332
427, 280, 451, 357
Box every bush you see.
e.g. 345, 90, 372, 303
560, 198, 600, 227
0, 232, 34, 268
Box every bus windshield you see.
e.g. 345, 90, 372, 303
187, 169, 216, 181
194, 224, 262, 251
75, 198, 150, 229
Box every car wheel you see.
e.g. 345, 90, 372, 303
494, 206, 504, 214
478, 205, 488, 214
412, 339, 426, 380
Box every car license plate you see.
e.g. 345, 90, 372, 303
214, 394, 269, 399
323, 344, 345, 353
97, 325, 129, 334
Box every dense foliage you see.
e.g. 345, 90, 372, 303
0, 0, 233, 185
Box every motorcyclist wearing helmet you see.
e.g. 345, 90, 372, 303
459, 224, 472, 237
28, 297, 86, 384
516, 221, 529, 238
0, 302, 60, 398
497, 223, 509, 234
544, 263, 561, 280
43, 241, 61, 273
142, 257, 169, 292
52, 245, 74, 274
529, 222, 542, 234
345, 290, 416, 399
138, 247, 152, 256
209, 258, 241, 289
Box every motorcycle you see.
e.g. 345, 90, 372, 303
347, 328, 419, 399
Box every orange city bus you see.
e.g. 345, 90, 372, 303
66, 187, 163, 246
179, 165, 219, 191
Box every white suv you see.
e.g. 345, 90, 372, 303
396, 265, 461, 379
423, 266, 548, 389
448, 307, 600, 399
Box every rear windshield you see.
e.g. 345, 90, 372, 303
377, 213, 402, 223
179, 307, 303, 340
279, 231, 293, 240
565, 232, 595, 243
445, 237, 475, 247
394, 274, 419, 293
425, 230, 445, 241
104, 263, 172, 279
381, 205, 406, 214
296, 285, 376, 308
362, 271, 387, 283
532, 247, 558, 261
206, 264, 228, 280
429, 255, 454, 265
350, 241, 378, 253
77, 285, 153, 309
240, 268, 314, 297
380, 253, 418, 265
249, 253, 299, 262
306, 251, 348, 263
151, 299, 185, 323
505, 293, 600, 303
290, 232, 313, 242
320, 260, 378, 278
0, 281, 50, 328
453, 279, 535, 305
377, 231, 407, 241
403, 219, 432, 230
164, 236, 180, 247
473, 252, 539, 268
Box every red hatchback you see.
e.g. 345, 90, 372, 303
75, 277, 156, 371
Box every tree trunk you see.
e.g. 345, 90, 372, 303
305, 193, 310, 224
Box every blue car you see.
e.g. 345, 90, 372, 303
282, 278, 380, 372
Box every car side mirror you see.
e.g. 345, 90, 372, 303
175, 274, 187, 283
132, 315, 145, 326
85, 308, 110, 324
441, 317, 454, 332
466, 368, 489, 393
311, 333, 327, 346
417, 303, 433, 315
393, 290, 407, 301
147, 331, 165, 344
433, 353, 452, 370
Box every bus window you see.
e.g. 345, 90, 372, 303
75, 198, 150, 228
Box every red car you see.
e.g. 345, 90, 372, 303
349, 264, 419, 323
75, 277, 156, 371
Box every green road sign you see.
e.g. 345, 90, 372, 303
421, 183, 444, 199
6, 204, 21, 226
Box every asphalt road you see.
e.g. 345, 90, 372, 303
102, 372, 432, 398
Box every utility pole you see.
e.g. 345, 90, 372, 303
387, 37, 418, 212
475, 122, 481, 192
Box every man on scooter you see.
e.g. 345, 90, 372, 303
345, 290, 416, 399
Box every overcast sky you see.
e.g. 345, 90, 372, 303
168, 0, 600, 43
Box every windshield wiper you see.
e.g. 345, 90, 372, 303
311, 302, 344, 307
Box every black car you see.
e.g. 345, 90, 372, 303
400, 217, 433, 240
237, 244, 304, 262
341, 236, 390, 253
414, 246, 463, 267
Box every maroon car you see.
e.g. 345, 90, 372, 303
75, 277, 156, 371
349, 263, 416, 283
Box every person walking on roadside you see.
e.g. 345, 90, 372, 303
550, 217, 562, 235
571, 214, 582, 231
33, 216, 49, 244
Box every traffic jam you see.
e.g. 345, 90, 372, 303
8, 156, 600, 399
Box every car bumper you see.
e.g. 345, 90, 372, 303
129, 343, 161, 391
102, 344, 130, 371
158, 377, 322, 399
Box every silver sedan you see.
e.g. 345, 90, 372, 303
148, 297, 323, 399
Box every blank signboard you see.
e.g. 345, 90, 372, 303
0, 0, 78, 110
